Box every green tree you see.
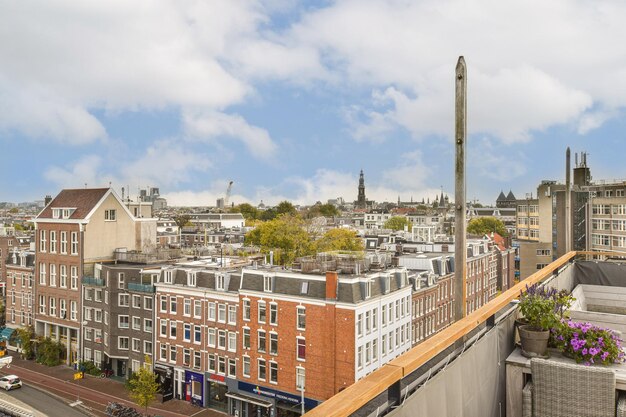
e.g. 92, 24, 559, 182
174, 214, 192, 228
259, 208, 277, 221
384, 216, 413, 231
315, 228, 364, 252
128, 356, 160, 416
230, 203, 258, 220
467, 217, 508, 236
8, 208, 18, 214
0, 298, 5, 328
245, 214, 313, 265
15, 326, 35, 359
35, 337, 66, 366
306, 203, 340, 218
275, 201, 297, 216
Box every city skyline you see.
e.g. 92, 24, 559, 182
2, 1, 626, 206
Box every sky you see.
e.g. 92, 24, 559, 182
2, 0, 626, 207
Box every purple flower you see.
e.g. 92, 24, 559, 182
582, 348, 588, 355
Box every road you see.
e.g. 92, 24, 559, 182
6, 385, 88, 417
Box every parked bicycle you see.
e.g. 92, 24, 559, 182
100, 369, 115, 378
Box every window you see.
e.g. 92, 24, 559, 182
170, 346, 177, 362
258, 330, 266, 352
119, 315, 129, 329
269, 361, 278, 384
183, 349, 190, 366
160, 296, 167, 312
208, 328, 216, 347
160, 320, 167, 336
49, 297, 56, 316
160, 344, 167, 361
243, 356, 251, 377
218, 304, 226, 322
60, 231, 67, 254
39, 263, 46, 285
39, 230, 47, 252
70, 301, 77, 321
39, 295, 46, 314
144, 297, 153, 310
228, 358, 236, 377
243, 328, 250, 349
50, 230, 57, 253
118, 337, 129, 350
144, 319, 153, 333
94, 289, 102, 302
187, 271, 196, 287
184, 299, 191, 316
133, 295, 141, 309
208, 354, 216, 372
216, 273, 225, 290
357, 346, 363, 369
217, 330, 227, 350
357, 313, 363, 336
194, 351, 201, 369
297, 337, 306, 361
71, 232, 78, 255
267, 303, 278, 325
119, 294, 129, 307
258, 301, 266, 324
71, 266, 78, 289
132, 338, 141, 352
194, 300, 201, 318
243, 300, 250, 321
296, 367, 305, 391
170, 321, 177, 338
95, 309, 102, 322
228, 305, 237, 324
208, 302, 216, 321
164, 270, 173, 284
49, 264, 56, 286
292, 307, 305, 332
228, 332, 236, 351
270, 333, 278, 355
85, 288, 93, 301
365, 280, 372, 298
258, 359, 266, 380
365, 311, 371, 333
170, 297, 177, 313
105, 209, 116, 221
263, 275, 273, 292
184, 324, 191, 341
194, 326, 201, 343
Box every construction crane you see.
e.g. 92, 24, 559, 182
224, 181, 234, 207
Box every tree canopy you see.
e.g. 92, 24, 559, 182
127, 356, 160, 416
306, 203, 340, 218
275, 200, 297, 216
173, 214, 192, 228
245, 216, 364, 265
467, 217, 508, 236
384, 216, 412, 231
230, 203, 259, 220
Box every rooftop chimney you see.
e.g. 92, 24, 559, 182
44, 195, 52, 206
325, 271, 338, 301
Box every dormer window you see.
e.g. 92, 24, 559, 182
216, 273, 225, 291
263, 275, 273, 292
365, 280, 373, 299
164, 270, 173, 284
52, 209, 60, 219
20, 254, 26, 267
62, 209, 72, 219
187, 271, 196, 287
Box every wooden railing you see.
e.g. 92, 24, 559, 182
304, 251, 583, 417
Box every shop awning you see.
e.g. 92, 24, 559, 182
0, 328, 16, 342
226, 392, 272, 408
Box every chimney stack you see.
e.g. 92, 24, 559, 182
44, 195, 52, 206
325, 271, 338, 301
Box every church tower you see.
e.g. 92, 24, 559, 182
356, 170, 366, 208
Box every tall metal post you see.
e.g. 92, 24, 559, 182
454, 56, 467, 321
565, 147, 571, 253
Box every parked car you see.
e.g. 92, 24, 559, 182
0, 375, 22, 390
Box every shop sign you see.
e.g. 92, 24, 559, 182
238, 381, 318, 409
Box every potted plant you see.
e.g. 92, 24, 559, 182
517, 284, 561, 358
553, 320, 625, 365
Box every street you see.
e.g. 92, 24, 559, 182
7, 385, 88, 417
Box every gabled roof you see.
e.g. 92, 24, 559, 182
496, 191, 507, 201
506, 190, 516, 200
37, 188, 109, 220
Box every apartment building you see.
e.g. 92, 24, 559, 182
154, 266, 241, 411
0, 234, 16, 296
81, 263, 157, 378
228, 263, 412, 417
3, 249, 35, 339
33, 188, 154, 363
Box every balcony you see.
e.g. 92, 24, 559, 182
127, 282, 155, 293
114, 248, 181, 264
82, 276, 104, 286
305, 251, 624, 417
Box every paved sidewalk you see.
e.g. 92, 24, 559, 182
2, 353, 226, 417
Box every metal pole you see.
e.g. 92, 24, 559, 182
454, 56, 467, 321
301, 387, 305, 416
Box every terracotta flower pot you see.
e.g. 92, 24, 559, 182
518, 324, 550, 358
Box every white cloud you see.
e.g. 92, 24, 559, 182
183, 111, 277, 159
44, 155, 109, 188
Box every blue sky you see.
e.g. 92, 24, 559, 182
2, 0, 626, 206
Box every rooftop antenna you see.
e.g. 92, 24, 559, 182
454, 56, 467, 321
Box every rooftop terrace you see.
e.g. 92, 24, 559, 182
304, 251, 626, 417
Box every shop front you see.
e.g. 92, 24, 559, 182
228, 381, 319, 417
205, 373, 229, 412
154, 363, 174, 402
184, 370, 204, 407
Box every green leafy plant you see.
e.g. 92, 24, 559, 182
79, 360, 102, 376
127, 356, 160, 416
35, 337, 66, 366
518, 284, 561, 331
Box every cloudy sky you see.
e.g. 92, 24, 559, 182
2, 0, 626, 207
